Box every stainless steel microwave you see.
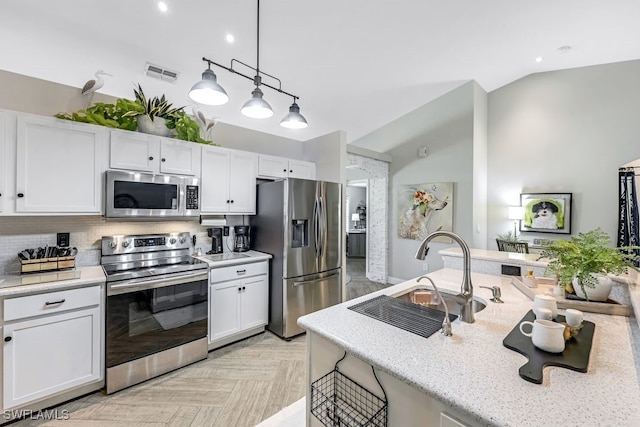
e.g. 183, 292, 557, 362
105, 170, 200, 220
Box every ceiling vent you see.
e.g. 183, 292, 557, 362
144, 62, 179, 83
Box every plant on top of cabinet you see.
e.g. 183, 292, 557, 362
55, 84, 217, 145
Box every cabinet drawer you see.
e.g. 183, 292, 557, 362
4, 286, 101, 322
210, 261, 268, 284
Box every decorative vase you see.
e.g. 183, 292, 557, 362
571, 274, 612, 302
136, 115, 171, 137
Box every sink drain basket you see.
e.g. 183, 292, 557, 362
311, 352, 387, 427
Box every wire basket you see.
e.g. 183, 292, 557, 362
310, 352, 387, 427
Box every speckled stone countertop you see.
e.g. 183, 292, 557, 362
195, 250, 272, 268
298, 268, 640, 426
0, 266, 106, 297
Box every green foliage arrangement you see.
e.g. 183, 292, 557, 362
538, 228, 639, 294
55, 84, 217, 145
496, 231, 519, 242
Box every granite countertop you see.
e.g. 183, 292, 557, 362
440, 247, 547, 267
195, 250, 272, 268
0, 266, 106, 297
298, 268, 640, 426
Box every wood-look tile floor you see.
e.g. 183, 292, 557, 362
13, 332, 306, 427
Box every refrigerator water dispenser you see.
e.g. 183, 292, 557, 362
291, 219, 309, 248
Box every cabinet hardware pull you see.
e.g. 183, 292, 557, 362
4, 337, 11, 342
238, 288, 242, 292
45, 299, 66, 306
283, 169, 287, 172
242, 286, 246, 291
149, 156, 154, 161
290, 170, 293, 173
161, 158, 166, 162
17, 193, 24, 198
237, 269, 246, 274
230, 200, 234, 203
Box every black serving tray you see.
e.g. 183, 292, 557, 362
502, 310, 595, 384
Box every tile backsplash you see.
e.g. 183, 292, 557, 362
0, 215, 249, 275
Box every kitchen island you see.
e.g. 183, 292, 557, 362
298, 269, 640, 426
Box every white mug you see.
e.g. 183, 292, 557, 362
565, 309, 584, 327
533, 307, 553, 321
519, 319, 566, 353
533, 294, 558, 319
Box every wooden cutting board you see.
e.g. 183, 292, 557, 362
502, 310, 595, 384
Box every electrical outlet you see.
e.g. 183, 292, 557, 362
57, 232, 70, 247
422, 263, 429, 271
223, 226, 230, 236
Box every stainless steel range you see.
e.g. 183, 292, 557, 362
101, 232, 208, 394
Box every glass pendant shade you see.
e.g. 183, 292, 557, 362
241, 87, 274, 119
280, 102, 308, 129
188, 69, 229, 105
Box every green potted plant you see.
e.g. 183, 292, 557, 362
122, 84, 185, 137
538, 228, 639, 301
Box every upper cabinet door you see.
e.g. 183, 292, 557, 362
159, 139, 200, 176
16, 116, 106, 213
109, 130, 159, 173
201, 146, 231, 213
288, 160, 316, 180
228, 151, 257, 214
257, 155, 288, 179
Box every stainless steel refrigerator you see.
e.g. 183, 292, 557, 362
251, 178, 342, 339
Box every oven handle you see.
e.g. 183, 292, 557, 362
107, 271, 208, 296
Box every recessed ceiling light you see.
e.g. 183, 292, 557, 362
557, 45, 572, 54
225, 34, 235, 43
535, 57, 543, 63
158, 1, 168, 13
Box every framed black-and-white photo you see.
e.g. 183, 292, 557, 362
519, 193, 572, 234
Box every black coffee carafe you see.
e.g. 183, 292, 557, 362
233, 226, 251, 252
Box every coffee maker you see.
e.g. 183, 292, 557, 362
233, 226, 251, 252
207, 227, 223, 254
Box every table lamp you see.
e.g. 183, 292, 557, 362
351, 213, 360, 229
508, 206, 524, 238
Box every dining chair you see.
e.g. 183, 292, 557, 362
496, 239, 529, 254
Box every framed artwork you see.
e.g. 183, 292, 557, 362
398, 182, 453, 242
520, 193, 572, 234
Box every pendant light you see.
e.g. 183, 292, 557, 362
190, 0, 308, 128
280, 100, 308, 129
188, 65, 229, 106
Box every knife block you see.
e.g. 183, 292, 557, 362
20, 256, 76, 274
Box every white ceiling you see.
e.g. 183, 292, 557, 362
1, 0, 639, 145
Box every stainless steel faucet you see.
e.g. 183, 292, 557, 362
415, 231, 475, 323
417, 275, 452, 336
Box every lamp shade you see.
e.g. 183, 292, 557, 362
351, 213, 360, 221
280, 102, 308, 129
508, 206, 524, 220
241, 87, 274, 119
188, 69, 229, 105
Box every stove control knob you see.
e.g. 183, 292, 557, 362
123, 241, 130, 248
109, 241, 117, 250
170, 238, 177, 244
179, 236, 187, 244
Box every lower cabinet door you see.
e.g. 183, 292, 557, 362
3, 307, 101, 409
209, 280, 242, 342
240, 275, 268, 330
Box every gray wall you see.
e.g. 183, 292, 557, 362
487, 59, 640, 246
353, 82, 477, 280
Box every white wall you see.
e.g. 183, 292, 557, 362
346, 185, 366, 229
487, 59, 640, 246
302, 130, 347, 184
353, 82, 477, 281
472, 82, 489, 249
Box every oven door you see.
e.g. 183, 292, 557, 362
105, 170, 189, 219
106, 271, 208, 368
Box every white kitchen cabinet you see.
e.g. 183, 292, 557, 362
2, 285, 103, 410
15, 115, 107, 213
209, 261, 268, 347
257, 154, 315, 180
201, 146, 257, 214
110, 130, 200, 176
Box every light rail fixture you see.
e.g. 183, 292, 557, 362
188, 0, 308, 129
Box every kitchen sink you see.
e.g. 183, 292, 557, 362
392, 286, 487, 317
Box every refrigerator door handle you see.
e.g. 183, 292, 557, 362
293, 272, 340, 286
313, 196, 320, 258
318, 196, 325, 258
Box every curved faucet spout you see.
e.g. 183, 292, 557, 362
414, 231, 475, 323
